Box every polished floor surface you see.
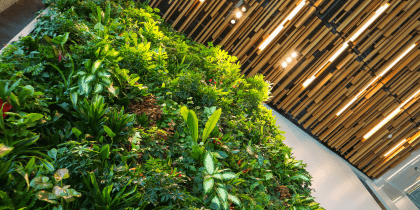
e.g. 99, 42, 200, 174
0, 0, 44, 48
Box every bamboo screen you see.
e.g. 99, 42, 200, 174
147, 0, 420, 179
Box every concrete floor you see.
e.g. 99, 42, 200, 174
0, 0, 44, 48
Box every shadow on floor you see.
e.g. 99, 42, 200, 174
0, 0, 45, 48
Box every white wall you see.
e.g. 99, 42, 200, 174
266, 105, 383, 210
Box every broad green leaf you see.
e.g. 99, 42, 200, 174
36, 191, 58, 203
0, 143, 13, 158
228, 194, 241, 206
39, 159, 54, 171
213, 173, 222, 180
70, 92, 78, 105
202, 108, 221, 142
72, 127, 82, 139
215, 151, 228, 159
54, 168, 70, 182
99, 144, 110, 161
94, 84, 103, 94
180, 106, 188, 122
246, 144, 254, 155
265, 173, 273, 180
210, 196, 221, 210
221, 172, 236, 180
92, 60, 103, 74
30, 176, 53, 190
203, 178, 214, 194
47, 149, 57, 160
216, 186, 228, 202
103, 125, 116, 138
187, 110, 198, 143
52, 186, 66, 197
204, 151, 214, 174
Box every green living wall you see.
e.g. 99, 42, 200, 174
0, 0, 324, 209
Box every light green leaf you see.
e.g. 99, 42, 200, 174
30, 177, 53, 190
221, 172, 236, 180
54, 168, 70, 182
70, 92, 78, 105
246, 144, 254, 155
180, 106, 188, 122
92, 60, 103, 74
204, 151, 214, 174
215, 151, 228, 159
36, 191, 58, 203
72, 127, 82, 139
0, 143, 13, 158
213, 173, 222, 180
216, 186, 228, 202
47, 149, 57, 160
210, 196, 221, 210
39, 159, 54, 172
265, 173, 273, 180
187, 110, 198, 143
202, 108, 221, 142
228, 194, 241, 206
103, 125, 116, 138
203, 178, 214, 194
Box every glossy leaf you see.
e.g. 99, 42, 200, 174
103, 125, 116, 138
216, 186, 228, 202
202, 108, 221, 142
221, 172, 236, 180
187, 110, 198, 143
203, 178, 214, 194
180, 106, 188, 122
204, 151, 214, 174
228, 194, 241, 206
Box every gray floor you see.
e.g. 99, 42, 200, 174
0, 0, 44, 48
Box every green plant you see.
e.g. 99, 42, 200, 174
202, 151, 241, 210
72, 95, 107, 141
82, 171, 140, 210
104, 107, 135, 143
31, 168, 81, 208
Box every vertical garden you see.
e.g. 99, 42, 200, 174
0, 0, 324, 209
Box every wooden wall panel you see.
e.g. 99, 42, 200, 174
148, 0, 420, 179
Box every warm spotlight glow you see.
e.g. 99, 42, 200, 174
302, 43, 349, 88
259, 0, 307, 51
241, 6, 247, 12
199, 0, 204, 2
286, 57, 292, 63
291, 52, 298, 58
349, 3, 390, 42
282, 62, 288, 68
303, 75, 316, 88
230, 19, 236, 24
336, 43, 417, 116
302, 4, 390, 89
235, 11, 242, 18
364, 88, 420, 140
363, 108, 402, 140
384, 139, 406, 157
